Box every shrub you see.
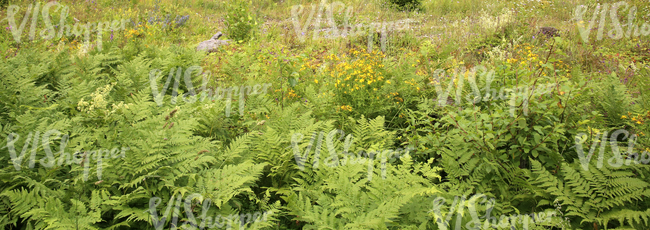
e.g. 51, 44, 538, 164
224, 0, 258, 43
386, 0, 421, 11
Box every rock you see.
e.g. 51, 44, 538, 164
196, 32, 231, 53
539, 27, 559, 38
211, 31, 223, 40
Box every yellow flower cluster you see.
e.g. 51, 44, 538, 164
507, 44, 570, 75
622, 111, 650, 125
275, 89, 298, 99
505, 44, 539, 68
286, 88, 298, 98
299, 61, 316, 71
125, 29, 140, 39
339, 105, 353, 111
517, 44, 538, 67
324, 49, 386, 94
77, 83, 116, 113
125, 24, 147, 39
404, 78, 419, 90
383, 92, 404, 104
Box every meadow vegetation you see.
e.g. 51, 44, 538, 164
1, 0, 650, 229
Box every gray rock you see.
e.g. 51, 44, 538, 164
211, 31, 223, 40
196, 32, 231, 53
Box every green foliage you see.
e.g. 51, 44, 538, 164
283, 116, 443, 229
0, 45, 275, 229
224, 0, 258, 43
592, 73, 638, 127
530, 158, 650, 229
385, 0, 422, 11
3, 0, 650, 229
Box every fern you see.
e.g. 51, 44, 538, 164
530, 157, 650, 229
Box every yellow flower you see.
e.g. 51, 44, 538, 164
637, 121, 642, 124
386, 80, 391, 84
622, 115, 627, 119
314, 79, 319, 84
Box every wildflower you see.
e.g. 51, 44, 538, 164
314, 79, 319, 84
637, 121, 642, 124
622, 115, 627, 119
386, 80, 391, 84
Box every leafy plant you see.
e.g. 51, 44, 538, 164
386, 0, 422, 11
224, 0, 258, 43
